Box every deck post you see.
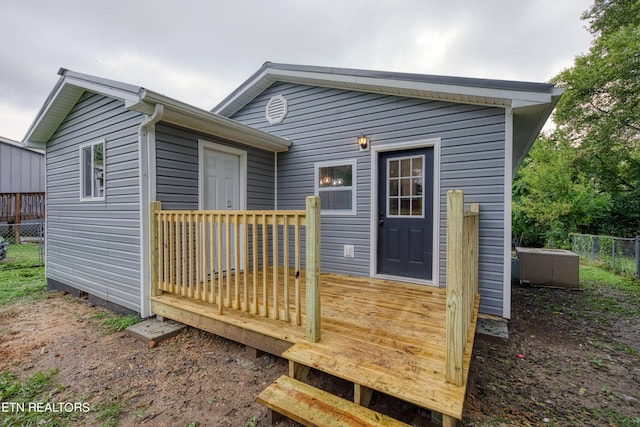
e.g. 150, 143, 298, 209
305, 196, 321, 343
442, 414, 459, 427
470, 203, 480, 299
446, 190, 464, 386
150, 201, 162, 297
14, 193, 21, 244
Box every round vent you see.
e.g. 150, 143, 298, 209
265, 95, 288, 124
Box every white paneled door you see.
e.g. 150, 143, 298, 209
202, 148, 242, 274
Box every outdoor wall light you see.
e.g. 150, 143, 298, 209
357, 134, 369, 151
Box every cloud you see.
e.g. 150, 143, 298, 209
0, 0, 594, 141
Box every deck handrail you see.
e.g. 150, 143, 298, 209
445, 190, 480, 386
150, 196, 322, 342
0, 192, 46, 222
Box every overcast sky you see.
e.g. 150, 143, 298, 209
1, 0, 594, 142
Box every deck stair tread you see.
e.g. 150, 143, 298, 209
257, 375, 410, 427
284, 334, 465, 419
283, 295, 480, 420
153, 275, 480, 421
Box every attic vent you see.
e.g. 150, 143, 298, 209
265, 95, 288, 124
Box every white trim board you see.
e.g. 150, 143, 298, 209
503, 108, 514, 319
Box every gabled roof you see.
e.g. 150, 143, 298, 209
212, 62, 564, 175
24, 69, 291, 152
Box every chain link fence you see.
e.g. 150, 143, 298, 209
571, 233, 639, 278
0, 221, 45, 268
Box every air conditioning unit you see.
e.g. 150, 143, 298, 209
515, 247, 579, 288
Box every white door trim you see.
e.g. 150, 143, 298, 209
198, 139, 247, 210
369, 138, 441, 287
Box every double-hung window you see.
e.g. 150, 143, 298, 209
80, 140, 105, 201
314, 159, 357, 215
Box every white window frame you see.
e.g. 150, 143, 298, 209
385, 154, 426, 219
314, 159, 357, 216
79, 139, 105, 202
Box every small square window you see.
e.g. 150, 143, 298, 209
314, 159, 357, 215
80, 140, 105, 201
387, 155, 424, 218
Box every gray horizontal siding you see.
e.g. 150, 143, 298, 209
46, 92, 143, 313
0, 142, 44, 193
231, 82, 506, 316
155, 123, 275, 210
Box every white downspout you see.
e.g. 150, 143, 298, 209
138, 103, 164, 318
274, 152, 278, 209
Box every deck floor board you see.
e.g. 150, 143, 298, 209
151, 271, 478, 420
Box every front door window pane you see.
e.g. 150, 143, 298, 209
387, 155, 425, 217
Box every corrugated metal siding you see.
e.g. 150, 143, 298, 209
155, 123, 275, 210
45, 92, 143, 312
230, 82, 506, 316
0, 142, 45, 193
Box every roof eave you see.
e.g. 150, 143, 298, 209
213, 64, 558, 117
24, 71, 141, 148
24, 70, 291, 154
138, 90, 291, 153
511, 87, 565, 176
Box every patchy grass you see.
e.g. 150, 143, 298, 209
94, 393, 128, 427
91, 311, 140, 334
466, 265, 640, 426
0, 369, 78, 427
0, 370, 131, 427
0, 243, 43, 270
579, 266, 640, 321
586, 408, 640, 427
0, 266, 46, 306
580, 265, 640, 292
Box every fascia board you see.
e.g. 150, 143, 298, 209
268, 70, 549, 105
218, 67, 557, 116
213, 68, 274, 115
24, 76, 141, 148
63, 75, 140, 105
23, 80, 81, 148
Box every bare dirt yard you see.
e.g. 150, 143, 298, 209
1, 265, 639, 426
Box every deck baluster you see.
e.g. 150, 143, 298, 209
150, 204, 314, 330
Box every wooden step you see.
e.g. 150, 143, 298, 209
283, 334, 468, 419
257, 375, 410, 427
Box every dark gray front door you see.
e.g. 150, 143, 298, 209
377, 148, 434, 280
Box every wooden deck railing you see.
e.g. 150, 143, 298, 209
0, 192, 46, 244
0, 192, 45, 222
150, 196, 322, 342
445, 189, 480, 386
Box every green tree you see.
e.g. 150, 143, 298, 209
513, 134, 610, 247
548, 0, 640, 237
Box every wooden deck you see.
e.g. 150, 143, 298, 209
151, 271, 479, 420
